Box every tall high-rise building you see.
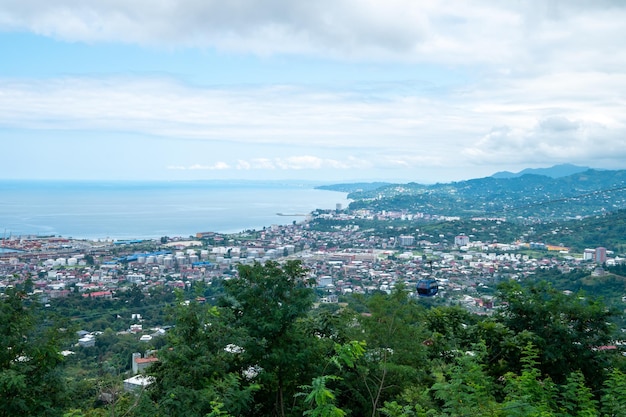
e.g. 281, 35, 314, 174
594, 247, 607, 264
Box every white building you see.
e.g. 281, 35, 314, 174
583, 249, 595, 261
78, 335, 96, 348
123, 375, 154, 392
127, 273, 145, 284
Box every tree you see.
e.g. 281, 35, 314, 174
22, 277, 34, 294
495, 280, 618, 391
300, 375, 346, 417
601, 369, 626, 417
423, 305, 475, 363
147, 261, 319, 417
0, 289, 70, 416
502, 343, 558, 416
297, 341, 366, 417
147, 296, 258, 416
558, 371, 598, 416
431, 343, 501, 416
84, 254, 95, 266
220, 260, 320, 417
338, 284, 431, 417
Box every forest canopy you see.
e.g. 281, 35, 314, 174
4, 261, 624, 416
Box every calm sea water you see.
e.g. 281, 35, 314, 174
0, 180, 349, 240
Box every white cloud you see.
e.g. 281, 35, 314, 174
186, 162, 231, 170
379, 155, 445, 169
2, 67, 626, 176
167, 163, 232, 171
463, 117, 626, 166
0, 76, 472, 152
236, 160, 252, 170
2, 1, 626, 179
273, 155, 370, 170
1, 0, 625, 69
174, 155, 370, 172
247, 158, 276, 170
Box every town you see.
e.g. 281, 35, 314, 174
1, 207, 620, 315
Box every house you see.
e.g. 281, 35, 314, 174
132, 352, 159, 374
123, 375, 154, 392
82, 290, 113, 299
455, 235, 470, 246
78, 334, 96, 348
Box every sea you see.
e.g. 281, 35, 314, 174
0, 180, 350, 241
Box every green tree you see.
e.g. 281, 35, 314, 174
430, 343, 501, 417
297, 341, 366, 417
0, 289, 70, 416
220, 260, 319, 417
148, 297, 257, 416
22, 277, 35, 294
424, 305, 475, 364
601, 369, 626, 417
339, 284, 431, 417
495, 281, 618, 390
126, 284, 145, 308
147, 261, 318, 417
84, 254, 95, 266
300, 375, 346, 417
502, 343, 558, 416
558, 371, 597, 417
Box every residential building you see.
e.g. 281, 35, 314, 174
123, 375, 154, 392
594, 247, 607, 264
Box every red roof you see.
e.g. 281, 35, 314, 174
135, 357, 159, 364
82, 291, 112, 298
597, 345, 617, 351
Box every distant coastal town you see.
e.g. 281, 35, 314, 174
1, 206, 618, 313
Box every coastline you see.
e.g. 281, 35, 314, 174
0, 180, 349, 241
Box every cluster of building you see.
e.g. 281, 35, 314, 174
1, 209, 622, 318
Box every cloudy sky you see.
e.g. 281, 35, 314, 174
1, 0, 625, 183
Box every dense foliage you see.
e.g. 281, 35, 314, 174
7, 261, 625, 416
0, 289, 71, 417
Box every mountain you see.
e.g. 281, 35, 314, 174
491, 163, 591, 179
345, 168, 626, 220
316, 182, 391, 193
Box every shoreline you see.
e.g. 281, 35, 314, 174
0, 212, 313, 242
0, 182, 350, 241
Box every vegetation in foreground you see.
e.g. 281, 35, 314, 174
2, 260, 626, 417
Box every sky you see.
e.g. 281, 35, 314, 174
1, 0, 625, 184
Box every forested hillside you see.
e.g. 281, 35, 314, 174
343, 169, 626, 220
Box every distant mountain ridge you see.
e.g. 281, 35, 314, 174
491, 163, 591, 179
340, 168, 626, 220
316, 182, 392, 193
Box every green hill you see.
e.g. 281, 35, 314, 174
345, 169, 626, 220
